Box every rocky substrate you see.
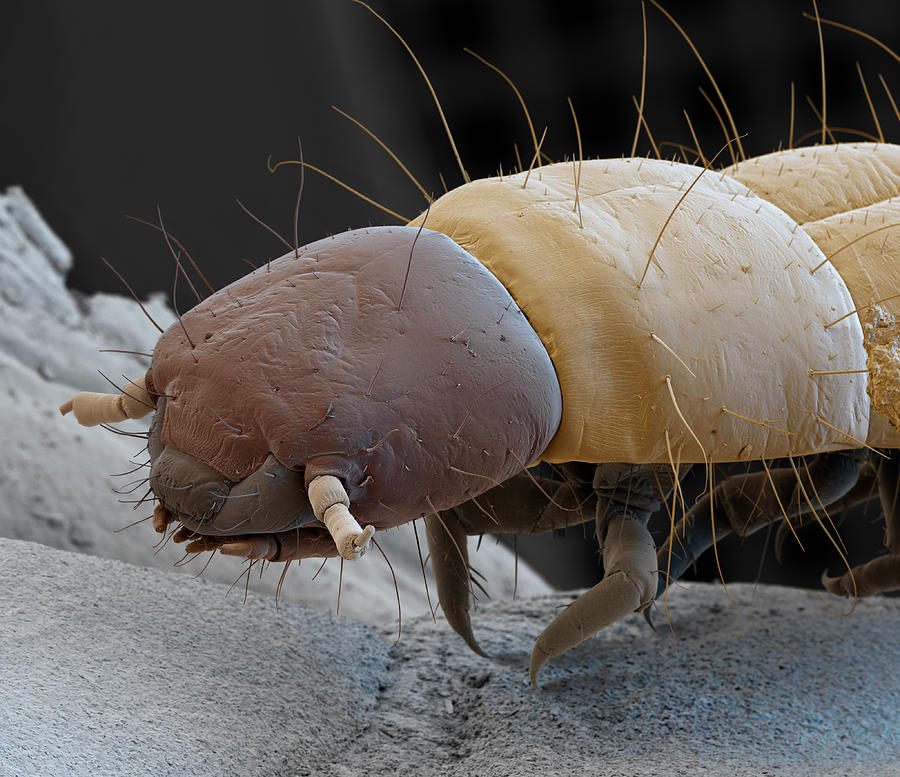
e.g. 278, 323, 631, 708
1, 538, 897, 777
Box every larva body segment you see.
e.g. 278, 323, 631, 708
409, 148, 898, 465
724, 143, 900, 223
724, 144, 900, 448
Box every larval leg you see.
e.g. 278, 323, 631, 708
425, 510, 488, 657
529, 463, 682, 686
530, 513, 657, 686
425, 465, 597, 658
654, 450, 864, 601
823, 450, 900, 596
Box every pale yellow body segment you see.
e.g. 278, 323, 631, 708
410, 144, 900, 464
727, 143, 900, 450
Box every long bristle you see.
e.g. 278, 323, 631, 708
464, 47, 541, 169
372, 538, 403, 644
631, 95, 661, 159
100, 257, 164, 333
268, 157, 409, 222
855, 63, 884, 142
646, 0, 744, 159
631, 0, 648, 157
803, 12, 900, 66
351, 0, 469, 184
332, 105, 431, 203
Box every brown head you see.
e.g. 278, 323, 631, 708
65, 226, 563, 560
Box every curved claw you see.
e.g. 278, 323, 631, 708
822, 555, 900, 597
530, 513, 656, 687
821, 570, 850, 597
530, 569, 647, 687
425, 510, 489, 659
773, 520, 791, 566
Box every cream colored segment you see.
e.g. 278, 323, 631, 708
411, 159, 869, 464
803, 197, 900, 447
803, 197, 900, 316
526, 154, 750, 205
725, 143, 900, 224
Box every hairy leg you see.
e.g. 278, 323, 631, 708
528, 463, 686, 686
425, 465, 598, 656
774, 453, 878, 563
653, 450, 865, 601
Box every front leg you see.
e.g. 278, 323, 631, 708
529, 463, 684, 686
426, 466, 596, 658
529, 512, 657, 686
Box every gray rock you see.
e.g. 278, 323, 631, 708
0, 185, 170, 393
3, 185, 72, 274
0, 538, 389, 777
1, 538, 897, 777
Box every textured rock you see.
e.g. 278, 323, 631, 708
2, 538, 898, 777
0, 539, 389, 777
0, 186, 550, 624
0, 186, 171, 394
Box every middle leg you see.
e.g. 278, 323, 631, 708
652, 449, 866, 602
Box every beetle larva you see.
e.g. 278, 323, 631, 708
61, 140, 900, 683
57, 0, 900, 685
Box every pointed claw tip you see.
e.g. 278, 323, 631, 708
529, 642, 551, 689
463, 634, 489, 659
820, 569, 847, 596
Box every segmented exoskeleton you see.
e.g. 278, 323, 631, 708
56, 0, 900, 685
61, 141, 900, 684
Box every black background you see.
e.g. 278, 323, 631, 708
3, 0, 898, 590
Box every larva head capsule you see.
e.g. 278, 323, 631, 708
66, 226, 563, 560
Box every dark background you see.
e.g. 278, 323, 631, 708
3, 0, 898, 590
